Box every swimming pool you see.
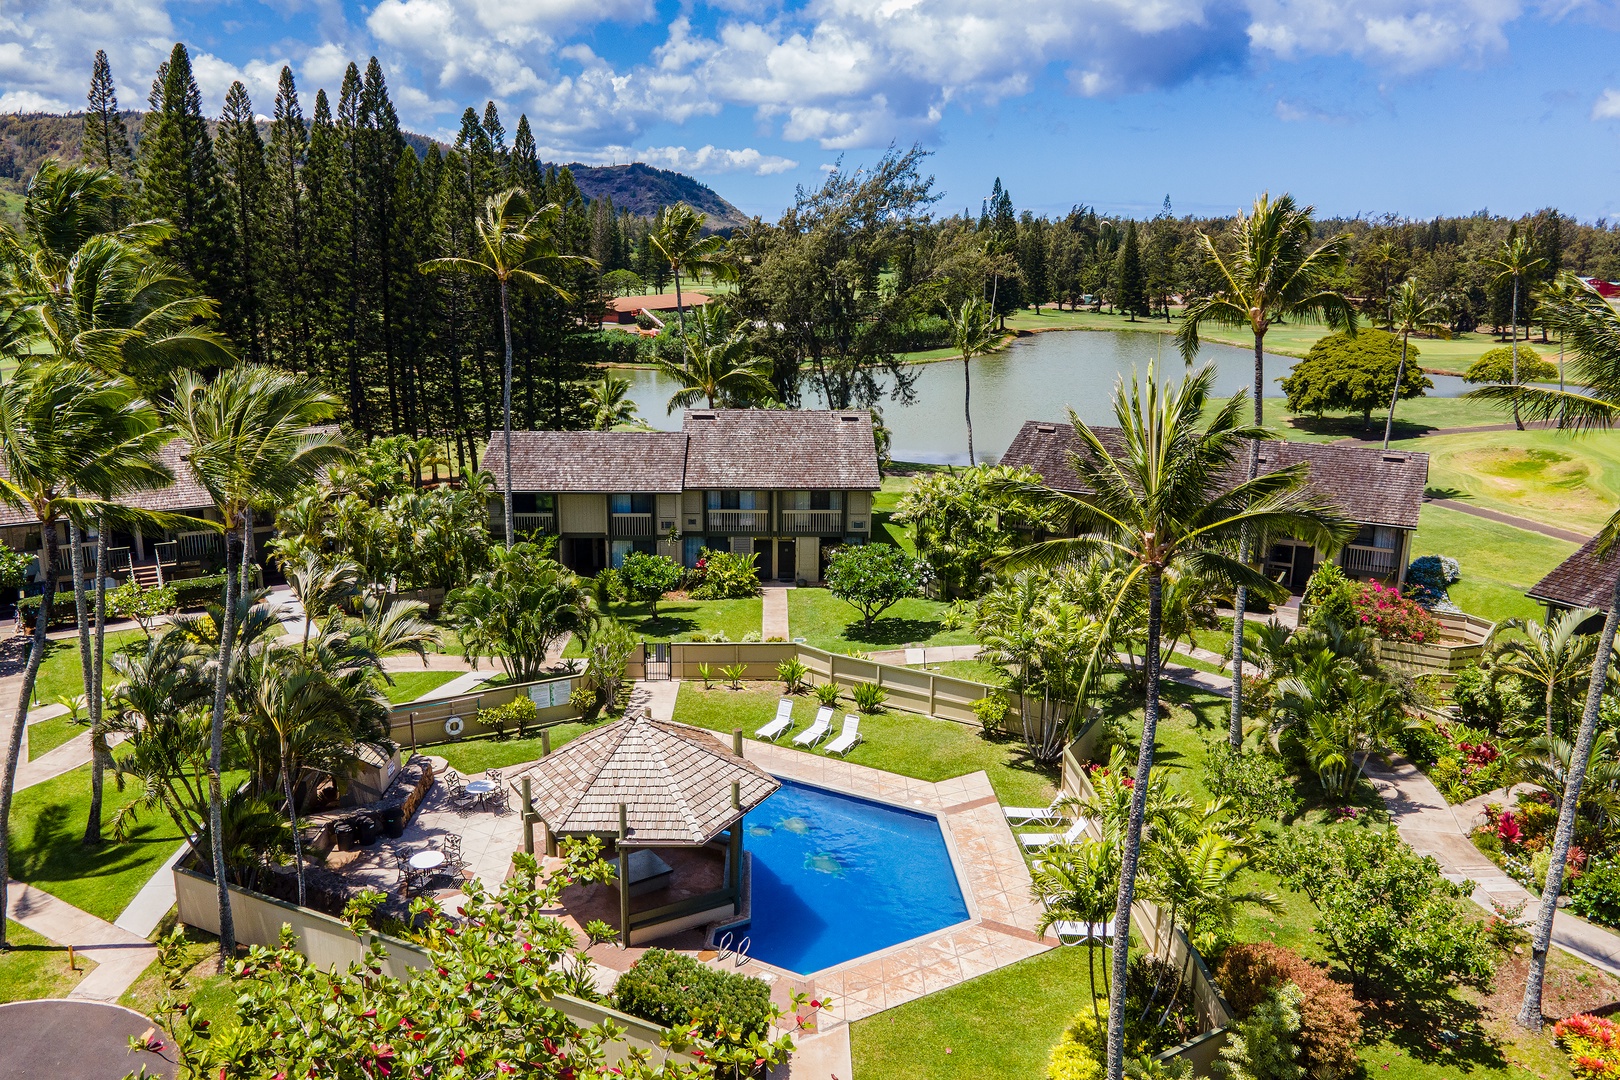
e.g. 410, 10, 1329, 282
735, 778, 970, 974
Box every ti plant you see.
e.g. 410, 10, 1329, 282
721, 663, 747, 691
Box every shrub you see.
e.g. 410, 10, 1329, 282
1572, 862, 1620, 927
612, 947, 774, 1047
568, 685, 599, 718
174, 572, 231, 609
697, 662, 714, 690
825, 545, 925, 628
1047, 1008, 1106, 1080
1404, 554, 1461, 608
108, 581, 178, 637
777, 658, 809, 693
1214, 943, 1361, 1080
1554, 1013, 1620, 1079
17, 594, 76, 629
1464, 345, 1558, 385
689, 548, 762, 600
1302, 564, 1354, 629
972, 695, 1009, 732
1397, 722, 1453, 769
0, 545, 28, 590
477, 698, 537, 741
851, 681, 887, 713
721, 663, 746, 690
814, 682, 841, 707
1207, 743, 1300, 823
1352, 581, 1442, 642
617, 551, 683, 616
1215, 983, 1303, 1080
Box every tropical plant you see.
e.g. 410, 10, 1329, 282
1214, 984, 1303, 1080
689, 546, 762, 599
1382, 278, 1451, 447
653, 304, 773, 410
777, 658, 809, 694
647, 203, 733, 336
1493, 607, 1599, 743
1279, 330, 1432, 430
721, 664, 747, 691
583, 621, 636, 711
616, 551, 682, 617
447, 542, 596, 683
814, 682, 841, 707
1176, 193, 1357, 751
991, 362, 1352, 1080
107, 579, 177, 639
1464, 345, 1557, 386
280, 548, 360, 650
824, 544, 925, 629
891, 465, 1046, 598
1213, 943, 1361, 1080
1206, 743, 1299, 824
1033, 837, 1121, 1022
1487, 234, 1547, 430
944, 296, 999, 462
698, 662, 714, 690
585, 373, 639, 430
420, 189, 589, 544
1273, 665, 1409, 797
851, 682, 887, 714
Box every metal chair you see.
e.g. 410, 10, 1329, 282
390, 845, 427, 897
440, 834, 466, 873
442, 771, 476, 813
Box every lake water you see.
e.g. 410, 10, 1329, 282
618, 328, 1476, 466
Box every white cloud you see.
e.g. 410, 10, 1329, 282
1595, 88, 1620, 120
1246, 0, 1521, 70
562, 142, 799, 174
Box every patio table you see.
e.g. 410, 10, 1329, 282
465, 779, 497, 807
409, 850, 445, 871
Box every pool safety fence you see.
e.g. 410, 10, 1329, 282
172, 862, 686, 1066
1061, 732, 1234, 1073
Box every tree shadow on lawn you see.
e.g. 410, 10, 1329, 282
1284, 414, 1441, 441
1360, 990, 1511, 1074
842, 617, 949, 647
13, 801, 174, 891
621, 611, 701, 639
975, 727, 1064, 785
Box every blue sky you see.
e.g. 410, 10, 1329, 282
3, 0, 1619, 221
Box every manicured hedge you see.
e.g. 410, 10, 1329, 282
612, 947, 773, 1043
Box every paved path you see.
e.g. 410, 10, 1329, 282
7, 879, 156, 1001
762, 586, 791, 641
1426, 497, 1589, 543
1362, 753, 1620, 976
115, 843, 189, 940
412, 668, 495, 701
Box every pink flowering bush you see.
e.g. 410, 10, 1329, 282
1556, 1014, 1620, 1078
1351, 581, 1443, 643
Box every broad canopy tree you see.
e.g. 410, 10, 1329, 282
1280, 329, 1433, 429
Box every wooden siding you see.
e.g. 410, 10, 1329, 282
559, 493, 608, 534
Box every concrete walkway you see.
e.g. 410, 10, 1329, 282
7, 879, 156, 1002
114, 843, 190, 940
412, 668, 495, 702
1362, 753, 1620, 976
762, 586, 791, 640
1426, 497, 1589, 543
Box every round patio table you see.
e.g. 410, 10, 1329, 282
409, 849, 445, 871
465, 779, 496, 807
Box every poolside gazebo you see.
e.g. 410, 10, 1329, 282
515, 713, 779, 946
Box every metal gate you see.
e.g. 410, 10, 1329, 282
646, 641, 671, 681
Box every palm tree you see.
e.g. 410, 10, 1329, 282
0, 361, 173, 947
654, 305, 773, 411
648, 204, 732, 337
586, 374, 640, 430
1175, 193, 1357, 751
1488, 235, 1548, 431
282, 549, 360, 651
1031, 836, 1120, 1020
945, 297, 999, 464
992, 362, 1352, 1080
1382, 278, 1451, 448
166, 366, 345, 970
1493, 608, 1598, 744
420, 189, 588, 546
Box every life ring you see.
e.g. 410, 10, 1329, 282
444, 715, 465, 738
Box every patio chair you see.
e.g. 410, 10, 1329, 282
439, 834, 467, 876
442, 771, 477, 813
1050, 921, 1112, 947
390, 845, 428, 897
792, 705, 834, 748
1019, 817, 1092, 852
1002, 794, 1067, 827
755, 699, 795, 742
824, 715, 862, 757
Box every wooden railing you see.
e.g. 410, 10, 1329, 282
780, 509, 843, 534
513, 512, 555, 534
609, 513, 654, 538
154, 540, 178, 567
705, 509, 769, 533
1342, 543, 1397, 576
174, 530, 223, 562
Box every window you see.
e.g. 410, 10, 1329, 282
782, 491, 842, 511
1352, 525, 1397, 550
611, 493, 653, 514
683, 536, 707, 567
705, 491, 757, 510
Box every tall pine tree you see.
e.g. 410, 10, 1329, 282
1115, 219, 1148, 320
266, 67, 310, 373
217, 81, 269, 361
82, 51, 134, 183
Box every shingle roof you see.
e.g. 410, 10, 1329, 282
480, 431, 690, 493
681, 409, 881, 490
0, 438, 216, 529
1528, 534, 1618, 611
999, 420, 1430, 530
606, 292, 711, 314
515, 715, 780, 846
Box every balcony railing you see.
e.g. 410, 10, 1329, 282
172, 530, 224, 564
513, 512, 555, 534
706, 509, 770, 533
1342, 543, 1397, 577
610, 513, 655, 538
781, 509, 843, 534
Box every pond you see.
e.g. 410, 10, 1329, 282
616, 328, 1477, 465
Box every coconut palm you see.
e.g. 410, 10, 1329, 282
945, 296, 999, 464
648, 204, 733, 337
654, 305, 774, 411
420, 189, 589, 546
1488, 235, 1548, 431
0, 361, 174, 946
1382, 278, 1451, 448
166, 365, 345, 969
1176, 194, 1357, 750
447, 543, 596, 683
586, 374, 640, 430
1031, 836, 1120, 1021
991, 362, 1352, 1080
107, 627, 214, 845
1493, 608, 1598, 743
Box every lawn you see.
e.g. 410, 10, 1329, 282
786, 588, 976, 654
27, 628, 150, 707
563, 597, 763, 654
27, 714, 83, 760
1407, 428, 1620, 534
1409, 503, 1575, 624
671, 683, 1058, 807
380, 669, 462, 704
433, 720, 598, 774
1206, 393, 1513, 444
120, 920, 239, 1040
0, 919, 94, 1002
8, 759, 187, 923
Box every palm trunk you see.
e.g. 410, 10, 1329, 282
68, 515, 94, 724
283, 753, 305, 907
208, 524, 242, 972
0, 526, 59, 948
1511, 279, 1523, 431
1106, 565, 1163, 1080
1546, 682, 1556, 745
963, 355, 975, 464
1518, 572, 1620, 1029
83, 516, 110, 846
500, 277, 515, 549
673, 268, 686, 338
1383, 333, 1410, 450
1229, 332, 1263, 750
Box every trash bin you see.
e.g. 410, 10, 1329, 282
380, 805, 405, 839
333, 821, 357, 851
353, 813, 379, 847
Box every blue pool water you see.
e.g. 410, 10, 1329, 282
735, 778, 970, 974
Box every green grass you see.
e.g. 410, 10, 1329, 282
433, 721, 597, 774
27, 629, 150, 708
27, 714, 83, 760
917, 658, 1008, 686
8, 759, 186, 923
563, 598, 764, 655
1408, 428, 1620, 534
672, 683, 1058, 806
120, 920, 238, 1037
1206, 393, 1515, 444
380, 669, 462, 704
0, 919, 94, 1002
850, 945, 1100, 1080
786, 588, 975, 654
1410, 503, 1575, 623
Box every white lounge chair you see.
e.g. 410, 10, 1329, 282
825, 715, 862, 756
755, 699, 796, 742
1002, 795, 1067, 827
792, 705, 834, 747
1050, 921, 1112, 947
1019, 818, 1092, 851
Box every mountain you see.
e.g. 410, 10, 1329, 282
0, 113, 748, 229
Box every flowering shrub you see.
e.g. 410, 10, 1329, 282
1352, 581, 1443, 643
1556, 1014, 1620, 1079
1497, 811, 1522, 846
1404, 554, 1461, 608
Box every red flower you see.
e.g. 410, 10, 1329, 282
1498, 812, 1521, 846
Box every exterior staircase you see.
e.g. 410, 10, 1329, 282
129, 563, 163, 590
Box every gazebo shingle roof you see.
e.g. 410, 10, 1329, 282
1529, 533, 1617, 611
516, 715, 779, 846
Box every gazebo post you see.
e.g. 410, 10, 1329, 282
618, 802, 631, 948
733, 728, 742, 756
730, 781, 743, 912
